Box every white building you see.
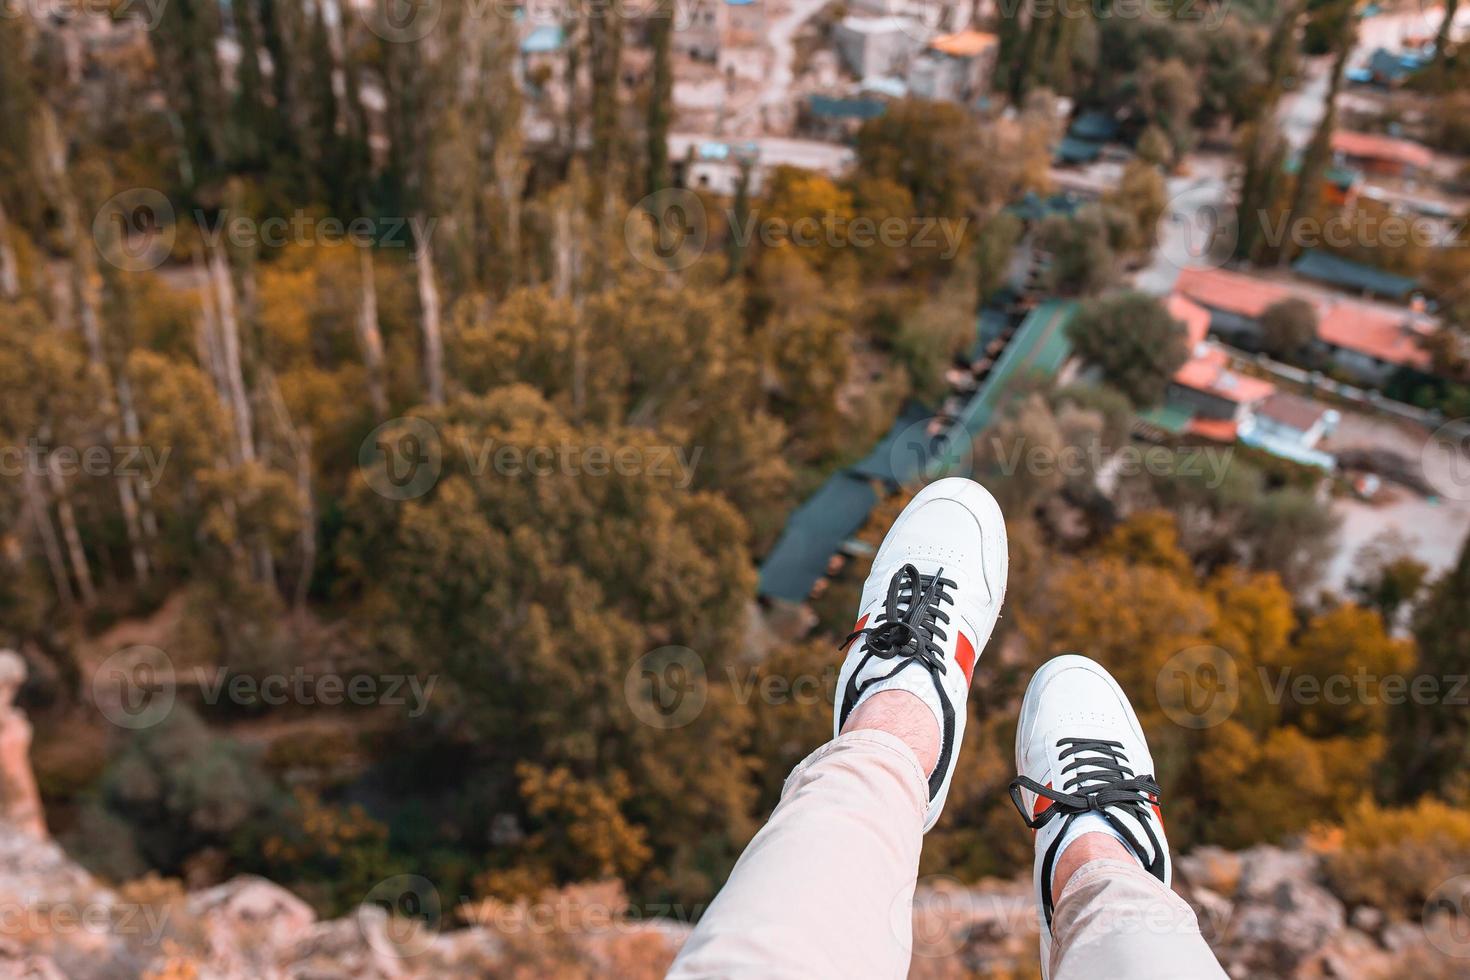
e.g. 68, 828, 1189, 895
907, 30, 997, 103
832, 16, 925, 81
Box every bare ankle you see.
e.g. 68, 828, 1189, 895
1053, 831, 1134, 898
840, 690, 941, 775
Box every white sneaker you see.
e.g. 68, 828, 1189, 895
833, 477, 1008, 833
1010, 655, 1171, 977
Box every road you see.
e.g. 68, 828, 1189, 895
1136, 5, 1470, 295
725, 0, 832, 136
1133, 154, 1234, 296
1279, 5, 1470, 149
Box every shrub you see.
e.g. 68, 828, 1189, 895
1323, 798, 1470, 920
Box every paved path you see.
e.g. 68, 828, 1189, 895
725, 0, 831, 135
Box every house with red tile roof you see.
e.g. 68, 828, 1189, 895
1161, 294, 1277, 442
1240, 392, 1340, 470
1331, 131, 1435, 177
1171, 266, 1437, 385
1138, 292, 1340, 469
1146, 290, 1346, 467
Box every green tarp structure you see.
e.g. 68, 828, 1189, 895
1292, 250, 1418, 301
807, 95, 888, 121
757, 301, 1079, 603
757, 474, 879, 602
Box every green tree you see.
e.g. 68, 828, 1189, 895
1391, 535, 1470, 800
340, 389, 759, 900
1259, 297, 1318, 359
1069, 291, 1189, 405
69, 706, 280, 881
855, 100, 985, 222
1234, 0, 1302, 263
1279, 0, 1356, 266
1035, 211, 1116, 296
1104, 161, 1168, 252
1431, 0, 1461, 83
646, 0, 673, 196
974, 211, 1022, 306
149, 0, 230, 190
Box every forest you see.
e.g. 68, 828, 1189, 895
0, 0, 1467, 959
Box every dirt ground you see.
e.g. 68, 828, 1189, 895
1319, 410, 1470, 594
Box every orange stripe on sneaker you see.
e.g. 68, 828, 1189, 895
1030, 780, 1052, 837
842, 614, 869, 653
1150, 793, 1164, 829
955, 632, 977, 685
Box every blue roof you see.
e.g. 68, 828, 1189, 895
1054, 136, 1102, 164
971, 308, 1011, 361
1292, 250, 1418, 300
1240, 428, 1337, 470
1069, 111, 1119, 142
1283, 154, 1361, 189
1008, 191, 1083, 222
521, 24, 565, 54
849, 402, 940, 487
860, 76, 908, 99
757, 474, 879, 602
1368, 46, 1428, 82
808, 95, 888, 120
953, 300, 1077, 445
756, 301, 1080, 602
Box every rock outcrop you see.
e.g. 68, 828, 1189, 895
0, 651, 45, 839
0, 832, 1458, 979
0, 651, 1460, 978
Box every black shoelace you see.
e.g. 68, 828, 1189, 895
838, 564, 958, 799
840, 563, 955, 676
1009, 737, 1166, 926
